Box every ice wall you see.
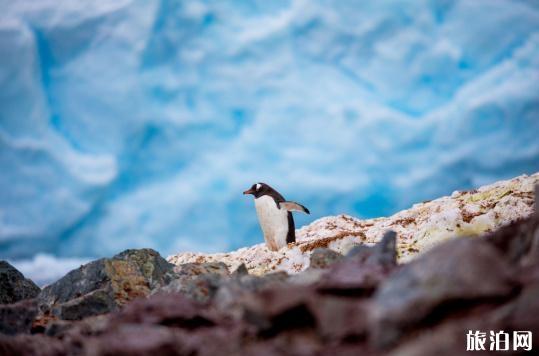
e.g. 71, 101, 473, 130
1, 0, 539, 261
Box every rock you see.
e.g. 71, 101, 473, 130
82, 324, 239, 356
111, 292, 220, 328
312, 296, 368, 341
44, 314, 109, 338
113, 249, 177, 290
239, 284, 368, 342
344, 244, 370, 259
0, 334, 66, 356
502, 285, 539, 351
522, 227, 539, 267
95, 324, 241, 356
173, 262, 229, 278
485, 213, 539, 265
479, 184, 539, 266
388, 317, 493, 356
48, 294, 236, 356
0, 261, 40, 304
309, 248, 343, 269
157, 274, 222, 304
288, 268, 327, 286
232, 263, 249, 276
38, 248, 175, 321
233, 271, 289, 291
369, 238, 516, 348
0, 299, 38, 335
84, 324, 190, 355
347, 230, 397, 268
316, 231, 398, 295
2, 176, 539, 354
54, 289, 116, 321
215, 271, 289, 317
389, 269, 539, 356
168, 173, 539, 274
3, 212, 539, 355
241, 285, 316, 336
488, 265, 539, 345
155, 262, 229, 303
43, 319, 76, 337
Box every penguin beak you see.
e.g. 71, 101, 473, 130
243, 188, 255, 195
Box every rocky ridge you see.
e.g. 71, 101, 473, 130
168, 173, 539, 274
0, 261, 40, 305
0, 173, 537, 355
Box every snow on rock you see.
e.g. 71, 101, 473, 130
168, 172, 539, 274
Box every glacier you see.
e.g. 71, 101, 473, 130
1, 0, 539, 273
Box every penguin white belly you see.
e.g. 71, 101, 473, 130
254, 195, 289, 251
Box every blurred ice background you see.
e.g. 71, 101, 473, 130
1, 0, 539, 285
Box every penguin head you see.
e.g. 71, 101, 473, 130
243, 182, 276, 198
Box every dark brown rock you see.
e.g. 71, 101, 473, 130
215, 271, 289, 317
0, 334, 66, 356
113, 249, 177, 290
38, 249, 175, 322
157, 274, 221, 303
45, 314, 109, 338
51, 293, 237, 356
84, 324, 187, 356
487, 266, 539, 349
287, 268, 327, 286
388, 316, 494, 356
156, 262, 230, 303
3, 203, 539, 355
311, 296, 368, 341
0, 299, 38, 335
316, 231, 398, 295
309, 248, 343, 269
173, 261, 229, 278
242, 329, 322, 356
53, 288, 116, 321
84, 324, 240, 356
484, 187, 539, 265
346, 230, 397, 268
241, 285, 316, 336
112, 292, 219, 329
370, 238, 516, 348
485, 217, 539, 265
232, 263, 249, 276
0, 261, 40, 304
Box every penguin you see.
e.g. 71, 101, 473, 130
243, 182, 310, 251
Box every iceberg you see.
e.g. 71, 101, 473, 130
0, 0, 538, 262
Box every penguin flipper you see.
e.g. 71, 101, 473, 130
279, 201, 310, 214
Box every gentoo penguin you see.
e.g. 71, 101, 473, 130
243, 183, 310, 251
